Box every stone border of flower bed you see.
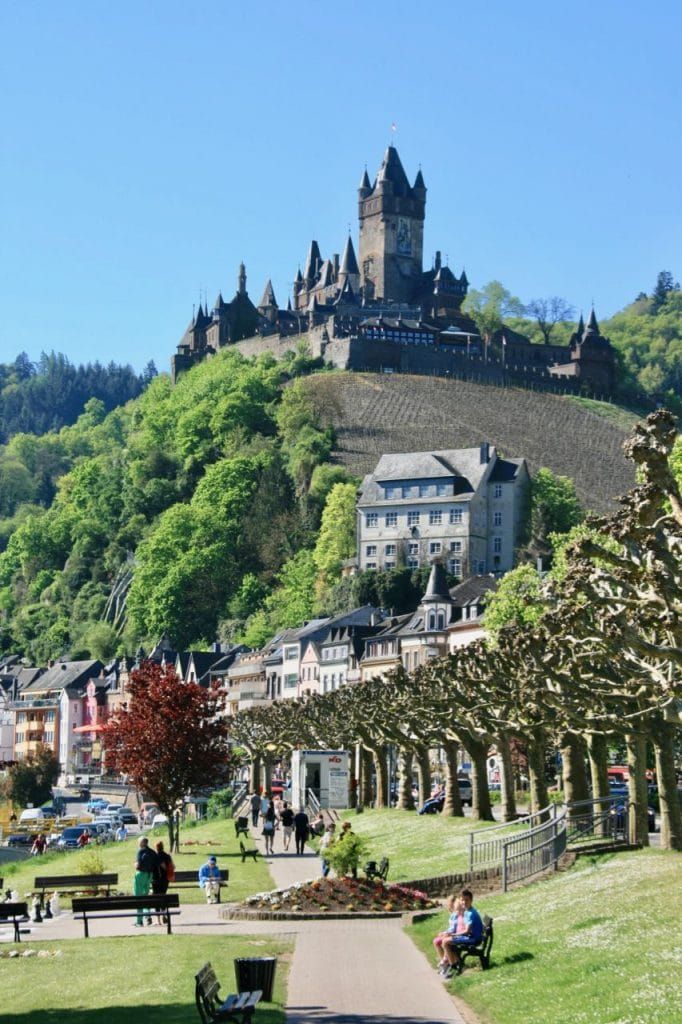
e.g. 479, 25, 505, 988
221, 905, 441, 922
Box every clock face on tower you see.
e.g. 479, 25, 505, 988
396, 217, 412, 255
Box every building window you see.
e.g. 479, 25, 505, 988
429, 510, 442, 525
407, 510, 420, 526
385, 485, 399, 499
384, 544, 396, 555
450, 507, 463, 524
429, 541, 442, 554
366, 512, 378, 528
494, 484, 503, 498
493, 537, 502, 553
493, 511, 502, 527
449, 540, 462, 553
408, 542, 419, 555
477, 560, 486, 573
407, 557, 419, 569
449, 558, 461, 576
366, 561, 377, 569
419, 484, 430, 497
366, 545, 377, 556
385, 512, 398, 527
284, 674, 298, 688
385, 561, 396, 570
436, 483, 449, 496
403, 485, 418, 498
284, 645, 298, 659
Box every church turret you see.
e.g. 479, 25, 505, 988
419, 561, 453, 631
338, 234, 360, 295
359, 168, 372, 199
258, 279, 278, 324
413, 168, 426, 200
304, 240, 322, 285
238, 262, 247, 296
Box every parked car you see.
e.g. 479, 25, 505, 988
115, 808, 138, 825
19, 808, 45, 825
56, 826, 93, 849
87, 797, 109, 814
612, 802, 656, 833
6, 831, 36, 847
151, 813, 168, 828
418, 777, 473, 815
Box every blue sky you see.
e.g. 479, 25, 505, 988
1, 1, 680, 373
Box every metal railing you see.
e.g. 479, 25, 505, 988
565, 795, 628, 845
501, 804, 567, 891
306, 788, 322, 818
468, 805, 554, 872
231, 783, 249, 817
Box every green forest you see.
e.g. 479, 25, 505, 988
0, 272, 679, 665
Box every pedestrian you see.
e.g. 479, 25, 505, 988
280, 802, 294, 851
77, 829, 91, 848
133, 836, 158, 927
260, 792, 271, 821
115, 822, 128, 842
310, 812, 326, 837
249, 792, 260, 827
293, 807, 309, 855
153, 840, 174, 924
262, 804, 276, 856
198, 855, 222, 904
31, 833, 46, 857
319, 822, 335, 877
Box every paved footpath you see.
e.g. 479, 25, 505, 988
253, 825, 466, 1024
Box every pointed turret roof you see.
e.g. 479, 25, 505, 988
295, 267, 303, 283
422, 561, 451, 603
586, 308, 599, 334
376, 145, 411, 196
340, 235, 359, 276
413, 168, 426, 190
359, 168, 371, 189
304, 240, 321, 281
576, 312, 585, 336
212, 291, 224, 311
259, 279, 277, 308
460, 269, 469, 286
336, 277, 357, 304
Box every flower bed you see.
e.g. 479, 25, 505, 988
234, 877, 438, 917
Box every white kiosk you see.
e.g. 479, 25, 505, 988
290, 749, 350, 810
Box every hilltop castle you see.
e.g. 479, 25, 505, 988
172, 146, 616, 395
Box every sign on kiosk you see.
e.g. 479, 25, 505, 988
290, 750, 350, 809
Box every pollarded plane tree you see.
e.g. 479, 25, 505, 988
541, 412, 682, 849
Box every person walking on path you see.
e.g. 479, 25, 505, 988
152, 840, 174, 924
262, 803, 276, 856
133, 836, 158, 927
198, 854, 222, 903
293, 808, 309, 856
280, 802, 294, 851
249, 792, 261, 827
319, 822, 335, 877
260, 792, 271, 822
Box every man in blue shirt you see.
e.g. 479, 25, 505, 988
198, 855, 222, 904
442, 888, 484, 977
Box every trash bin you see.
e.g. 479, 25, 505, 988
234, 956, 277, 1002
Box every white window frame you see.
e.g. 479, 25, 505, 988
449, 507, 463, 524
385, 511, 398, 527
366, 512, 378, 527
429, 509, 442, 525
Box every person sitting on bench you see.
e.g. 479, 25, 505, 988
442, 888, 484, 977
198, 855, 222, 904
433, 893, 466, 973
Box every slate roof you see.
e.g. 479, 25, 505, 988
422, 561, 451, 602
259, 280, 277, 308
374, 145, 412, 197
488, 457, 525, 482
340, 236, 359, 276
358, 447, 494, 506
21, 660, 102, 695
449, 575, 499, 607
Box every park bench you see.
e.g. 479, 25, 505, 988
239, 840, 259, 863
34, 873, 118, 907
234, 816, 249, 839
171, 869, 229, 902
364, 857, 389, 881
458, 915, 494, 970
72, 893, 180, 937
0, 901, 30, 942
195, 962, 261, 1024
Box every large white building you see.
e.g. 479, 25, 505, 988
356, 443, 529, 577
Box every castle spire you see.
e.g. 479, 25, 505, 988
259, 279, 277, 309
339, 235, 359, 276
238, 262, 247, 295
304, 240, 321, 284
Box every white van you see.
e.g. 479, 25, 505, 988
19, 808, 45, 824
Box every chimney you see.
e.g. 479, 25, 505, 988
479, 441, 490, 464
434, 251, 441, 271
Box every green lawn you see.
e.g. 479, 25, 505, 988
2, 818, 273, 904
337, 808, 520, 881
409, 849, 682, 1024
0, 934, 290, 1023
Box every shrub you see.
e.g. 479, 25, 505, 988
207, 786, 234, 819
78, 849, 104, 876
324, 832, 371, 877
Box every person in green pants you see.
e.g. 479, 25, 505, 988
133, 836, 158, 926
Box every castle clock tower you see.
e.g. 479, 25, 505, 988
358, 146, 426, 303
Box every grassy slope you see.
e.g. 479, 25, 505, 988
409, 849, 682, 1024
0, 934, 291, 1023
2, 818, 273, 905
338, 809, 520, 881
303, 372, 638, 513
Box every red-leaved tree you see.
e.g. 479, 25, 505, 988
105, 660, 230, 851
